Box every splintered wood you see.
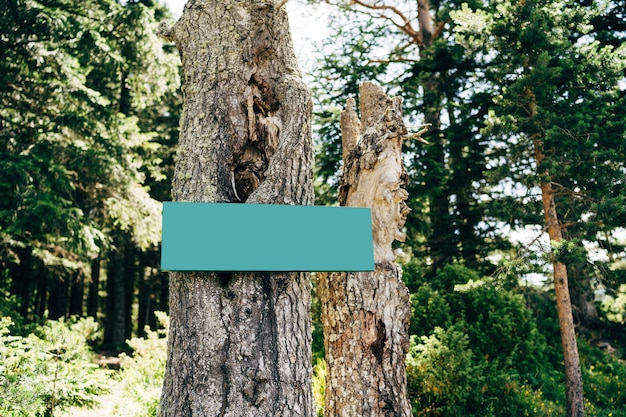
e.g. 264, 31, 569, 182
340, 82, 412, 264
318, 82, 424, 417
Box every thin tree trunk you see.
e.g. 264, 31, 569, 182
157, 1, 314, 415
36, 267, 48, 318
48, 273, 69, 320
123, 241, 135, 341
15, 246, 33, 319
137, 263, 154, 337
318, 82, 413, 417
69, 270, 84, 316
532, 132, 585, 417
104, 232, 128, 348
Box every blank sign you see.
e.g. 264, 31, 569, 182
161, 202, 374, 272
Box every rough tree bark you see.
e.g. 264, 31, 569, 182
317, 82, 414, 417
157, 1, 314, 416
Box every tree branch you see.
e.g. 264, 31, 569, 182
351, 0, 422, 45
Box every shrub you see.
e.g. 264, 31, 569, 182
406, 326, 482, 416
580, 338, 626, 415
114, 311, 168, 417
0, 316, 109, 417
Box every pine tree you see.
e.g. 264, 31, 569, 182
452, 0, 626, 414
0, 0, 179, 331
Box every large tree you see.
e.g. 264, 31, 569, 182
452, 0, 626, 415
310, 0, 503, 276
0, 0, 177, 330
157, 0, 314, 415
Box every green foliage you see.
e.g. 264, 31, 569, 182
406, 325, 563, 416
404, 262, 626, 416
0, 316, 109, 417
310, 12, 391, 205
406, 326, 481, 415
405, 264, 563, 415
580, 339, 626, 414
0, 271, 32, 335
114, 311, 168, 417
409, 283, 453, 338
0, 0, 180, 325
551, 239, 588, 266
452, 0, 626, 289
312, 358, 326, 417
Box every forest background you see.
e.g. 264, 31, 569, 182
0, 0, 625, 416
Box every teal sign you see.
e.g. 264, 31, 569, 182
161, 202, 374, 272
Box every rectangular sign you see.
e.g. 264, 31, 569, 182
161, 202, 374, 272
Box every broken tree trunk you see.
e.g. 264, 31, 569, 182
157, 1, 314, 416
317, 82, 415, 417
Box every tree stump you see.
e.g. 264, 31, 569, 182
317, 82, 416, 417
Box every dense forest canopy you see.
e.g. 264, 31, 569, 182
0, 0, 180, 343
1, 0, 625, 416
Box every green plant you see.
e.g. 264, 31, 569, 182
406, 326, 483, 416
0, 316, 109, 417
115, 311, 168, 417
312, 358, 326, 417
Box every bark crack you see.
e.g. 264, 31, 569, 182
218, 285, 231, 416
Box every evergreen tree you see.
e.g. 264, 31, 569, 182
310, 0, 507, 276
452, 0, 626, 414
0, 0, 179, 338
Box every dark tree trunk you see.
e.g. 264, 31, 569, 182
123, 242, 135, 341
36, 268, 48, 318
137, 264, 153, 337
104, 232, 129, 348
157, 1, 314, 415
48, 273, 69, 320
69, 270, 84, 316
87, 258, 100, 319
157, 271, 169, 313
14, 246, 33, 319
567, 258, 602, 334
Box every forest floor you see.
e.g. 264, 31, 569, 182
67, 356, 123, 417
67, 381, 121, 417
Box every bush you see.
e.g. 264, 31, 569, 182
404, 264, 570, 416
0, 316, 109, 417
114, 311, 168, 417
580, 339, 626, 415
406, 326, 482, 416
406, 325, 564, 417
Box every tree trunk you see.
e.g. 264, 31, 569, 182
416, 0, 454, 273
87, 258, 100, 319
157, 1, 314, 416
104, 232, 129, 348
137, 265, 153, 337
48, 273, 69, 320
567, 255, 601, 335
532, 133, 584, 417
14, 246, 33, 319
317, 82, 412, 417
69, 270, 84, 316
